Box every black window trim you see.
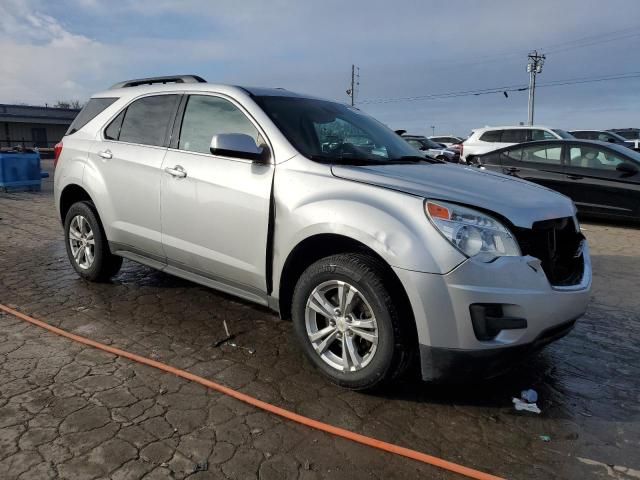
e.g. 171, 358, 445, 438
168, 92, 273, 163
100, 92, 182, 149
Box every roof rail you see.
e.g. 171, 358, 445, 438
109, 75, 207, 90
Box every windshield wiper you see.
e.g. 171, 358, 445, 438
395, 155, 443, 164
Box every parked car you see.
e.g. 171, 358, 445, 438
462, 125, 573, 160
401, 134, 461, 163
608, 128, 640, 151
570, 130, 630, 147
428, 135, 464, 148
468, 139, 640, 221
54, 75, 591, 389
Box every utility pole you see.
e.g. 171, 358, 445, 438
430, 125, 435, 136
346, 64, 360, 106
527, 50, 545, 125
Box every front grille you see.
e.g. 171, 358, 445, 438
513, 217, 585, 286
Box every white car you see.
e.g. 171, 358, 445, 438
462, 125, 573, 160
428, 135, 464, 148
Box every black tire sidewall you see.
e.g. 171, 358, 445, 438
64, 202, 111, 281
292, 255, 397, 390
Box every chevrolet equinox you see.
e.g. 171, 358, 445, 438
53, 75, 591, 390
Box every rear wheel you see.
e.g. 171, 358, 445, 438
64, 201, 122, 282
292, 253, 412, 390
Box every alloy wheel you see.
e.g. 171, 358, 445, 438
68, 215, 95, 270
304, 280, 379, 372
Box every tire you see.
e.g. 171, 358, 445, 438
291, 253, 413, 390
64, 201, 122, 282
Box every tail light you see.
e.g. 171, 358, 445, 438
54, 142, 63, 168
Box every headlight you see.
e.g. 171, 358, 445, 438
425, 200, 520, 262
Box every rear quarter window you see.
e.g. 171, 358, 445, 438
66, 97, 118, 135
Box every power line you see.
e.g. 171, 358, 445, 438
358, 71, 640, 105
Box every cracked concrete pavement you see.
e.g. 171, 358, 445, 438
0, 160, 638, 479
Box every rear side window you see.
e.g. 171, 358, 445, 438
520, 145, 562, 165
117, 95, 180, 147
571, 131, 590, 139
530, 129, 556, 141
66, 98, 117, 135
479, 130, 501, 142
501, 129, 527, 143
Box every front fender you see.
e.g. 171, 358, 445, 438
271, 160, 466, 297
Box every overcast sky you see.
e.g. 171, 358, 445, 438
1, 0, 639, 136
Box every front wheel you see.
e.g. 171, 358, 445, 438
64, 201, 122, 282
291, 253, 413, 390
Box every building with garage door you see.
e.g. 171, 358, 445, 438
0, 104, 79, 157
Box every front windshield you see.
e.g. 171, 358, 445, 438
552, 129, 574, 139
254, 95, 427, 164
614, 130, 640, 140
606, 142, 640, 163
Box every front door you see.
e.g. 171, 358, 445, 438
160, 94, 274, 294
564, 144, 640, 218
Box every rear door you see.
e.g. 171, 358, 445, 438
564, 144, 640, 218
497, 142, 570, 195
88, 93, 180, 259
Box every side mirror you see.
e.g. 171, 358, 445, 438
616, 161, 638, 175
210, 133, 269, 163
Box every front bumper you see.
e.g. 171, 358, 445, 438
394, 242, 591, 381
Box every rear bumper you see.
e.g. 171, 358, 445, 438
394, 242, 591, 381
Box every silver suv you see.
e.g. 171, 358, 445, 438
54, 75, 591, 390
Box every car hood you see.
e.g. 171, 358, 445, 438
331, 163, 575, 228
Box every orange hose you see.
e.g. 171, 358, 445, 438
0, 303, 505, 480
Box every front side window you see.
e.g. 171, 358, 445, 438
569, 146, 625, 170
179, 95, 261, 155
117, 95, 180, 147
406, 139, 424, 150
520, 145, 562, 164
253, 96, 424, 164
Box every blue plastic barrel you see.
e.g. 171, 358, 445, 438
0, 151, 42, 191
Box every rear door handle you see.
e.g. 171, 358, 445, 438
567, 174, 583, 180
164, 165, 187, 178
503, 167, 520, 174
98, 150, 112, 159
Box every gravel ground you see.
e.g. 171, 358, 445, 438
0, 160, 638, 479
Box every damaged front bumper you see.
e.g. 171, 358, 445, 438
394, 242, 592, 382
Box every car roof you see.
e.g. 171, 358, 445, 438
569, 129, 609, 133
473, 138, 617, 155
91, 82, 324, 101
472, 125, 556, 132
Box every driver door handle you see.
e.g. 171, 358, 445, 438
567, 174, 583, 180
164, 165, 187, 178
98, 150, 112, 159
503, 167, 520, 174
